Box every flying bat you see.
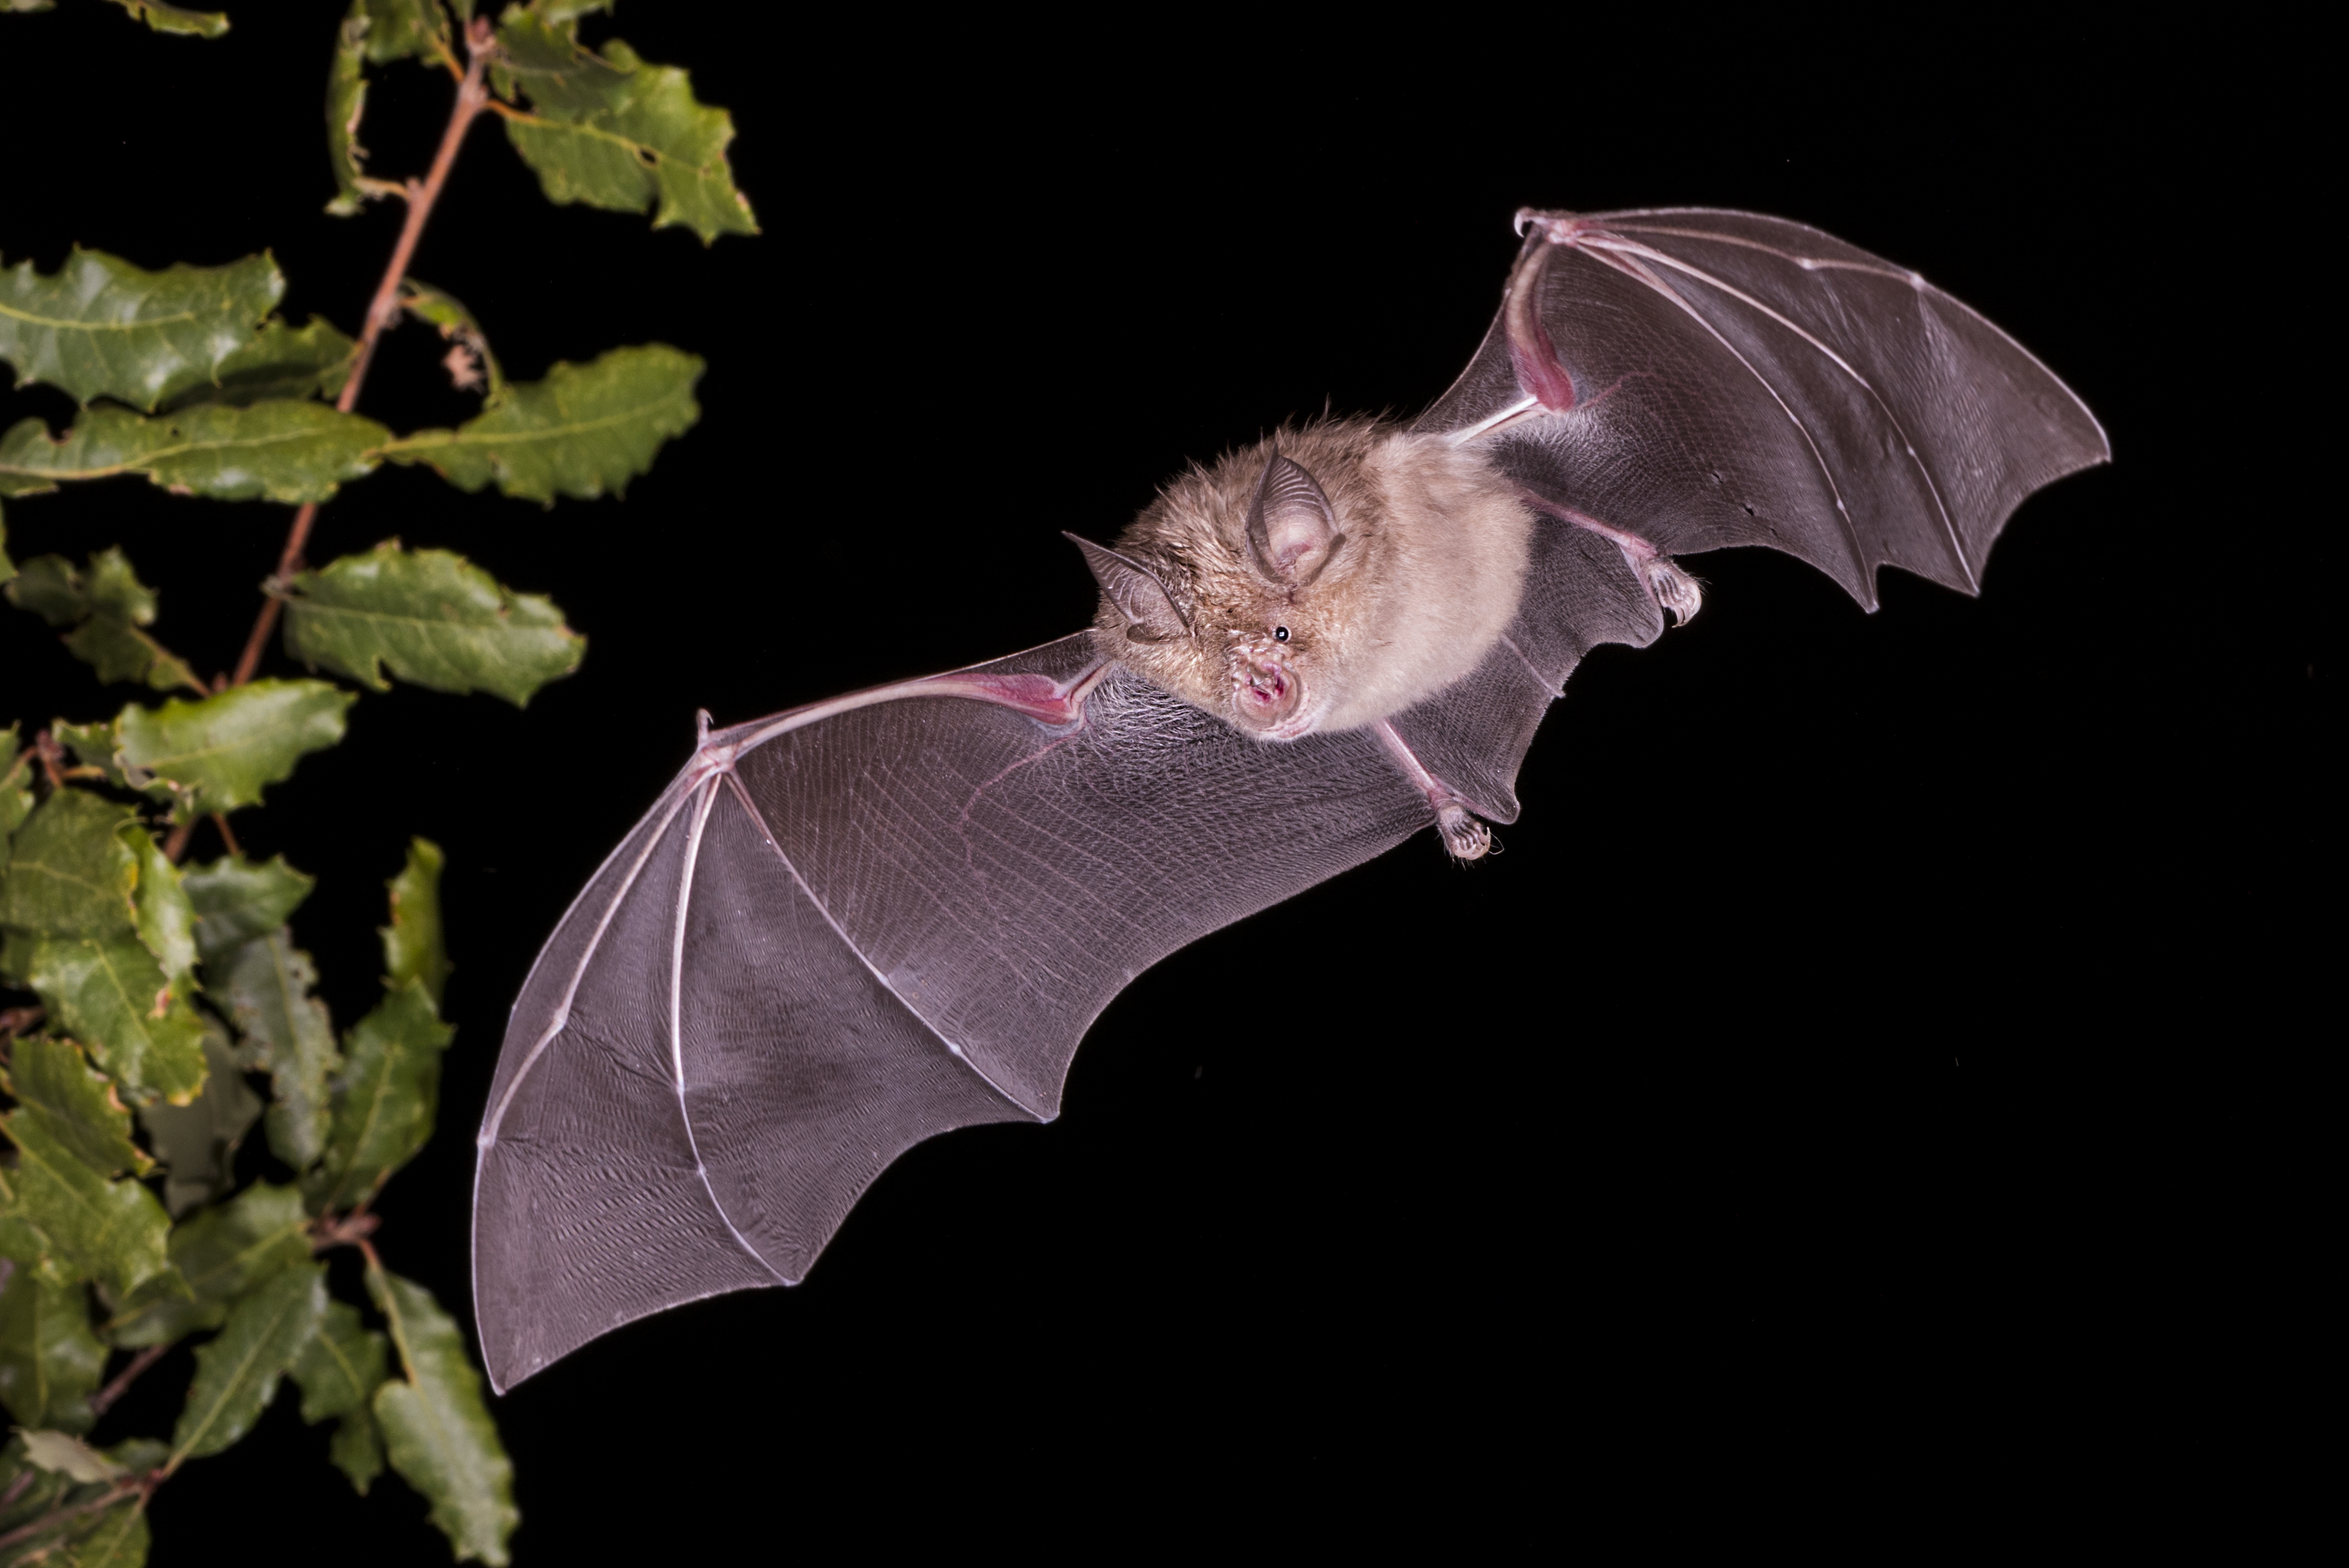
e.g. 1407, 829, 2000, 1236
471, 207, 2107, 1392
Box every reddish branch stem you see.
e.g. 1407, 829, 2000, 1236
225, 17, 495, 694
87, 1342, 171, 1419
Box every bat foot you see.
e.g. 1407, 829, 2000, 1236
1644, 559, 1702, 625
1436, 804, 1493, 861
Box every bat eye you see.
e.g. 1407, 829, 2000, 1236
1273, 626, 1290, 642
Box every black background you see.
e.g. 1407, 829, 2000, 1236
1, 3, 2319, 1556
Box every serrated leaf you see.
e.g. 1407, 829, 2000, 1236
398, 280, 502, 397
0, 789, 136, 941
168, 1259, 325, 1464
120, 826, 193, 993
180, 854, 312, 969
164, 317, 355, 409
101, 0, 229, 37
384, 343, 699, 503
115, 680, 354, 819
16, 1428, 124, 1483
217, 931, 338, 1170
292, 1297, 389, 1494
0, 249, 274, 411
6, 554, 82, 625
136, 1021, 259, 1216
494, 12, 757, 243
306, 982, 450, 1214
1, 1037, 151, 1180
42, 724, 172, 812
325, 1409, 384, 1494
283, 543, 583, 706
0, 401, 387, 506
105, 1181, 308, 1349
8, 550, 201, 693
369, 1267, 516, 1564
381, 837, 447, 1004
0, 1274, 107, 1433
2, 1113, 171, 1300
17, 937, 206, 1106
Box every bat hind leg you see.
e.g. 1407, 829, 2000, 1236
1644, 559, 1702, 625
1373, 719, 1494, 862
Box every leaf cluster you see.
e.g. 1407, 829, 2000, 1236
0, 2, 757, 1562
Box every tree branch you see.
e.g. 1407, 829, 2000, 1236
87, 1341, 171, 1420
0, 1471, 158, 1555
228, 15, 498, 693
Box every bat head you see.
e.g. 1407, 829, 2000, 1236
1081, 417, 1532, 740
1080, 421, 1389, 741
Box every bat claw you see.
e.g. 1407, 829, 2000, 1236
1436, 804, 1492, 861
1644, 560, 1702, 626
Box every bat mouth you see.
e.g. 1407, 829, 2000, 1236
1230, 658, 1302, 733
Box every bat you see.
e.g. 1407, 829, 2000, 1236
471, 207, 2107, 1393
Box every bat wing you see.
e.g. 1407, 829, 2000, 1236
476, 636, 1471, 1389
1377, 206, 2110, 829
1416, 207, 2110, 605
475, 209, 2106, 1389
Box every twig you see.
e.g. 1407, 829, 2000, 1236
210, 812, 242, 858
228, 15, 497, 692
0, 1469, 33, 1514
161, 818, 194, 863
30, 730, 65, 790
0, 1472, 158, 1554
310, 1209, 382, 1252
86, 1343, 171, 1420
0, 1005, 42, 1043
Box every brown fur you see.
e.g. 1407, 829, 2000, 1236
1088, 418, 1534, 738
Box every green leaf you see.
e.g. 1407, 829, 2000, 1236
42, 723, 172, 812
15, 1428, 124, 1483
384, 343, 700, 503
283, 543, 584, 706
164, 317, 356, 409
325, 1409, 385, 1494
0, 1274, 107, 1432
0, 248, 274, 411
368, 1267, 516, 1565
17, 938, 206, 1106
1, 1037, 152, 1180
62, 1493, 151, 1568
306, 981, 450, 1213
398, 280, 502, 398
289, 1297, 385, 1423
0, 400, 388, 506
180, 853, 312, 969
0, 728, 30, 848
121, 825, 194, 994
101, 0, 229, 37
168, 1259, 325, 1465
381, 837, 448, 1004
358, 0, 447, 62
0, 1170, 61, 1286
494, 11, 757, 243
115, 680, 355, 819
6, 549, 202, 693
105, 1181, 307, 1349
217, 931, 339, 1170
0, 789, 136, 941
325, 4, 374, 217
2, 1112, 171, 1300
289, 1297, 388, 1492
135, 1020, 260, 1216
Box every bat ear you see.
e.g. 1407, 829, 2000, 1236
1245, 451, 1342, 585
1065, 532, 1189, 642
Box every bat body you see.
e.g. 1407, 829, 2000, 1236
472, 208, 2107, 1392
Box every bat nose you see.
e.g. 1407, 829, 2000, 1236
1231, 657, 1300, 731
